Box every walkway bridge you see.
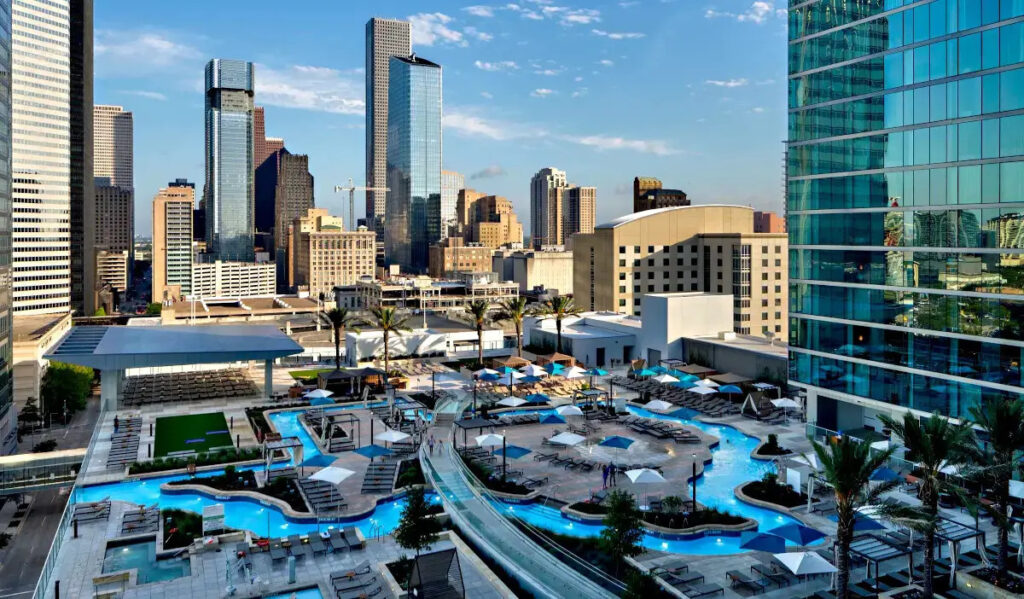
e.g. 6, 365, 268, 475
0, 448, 86, 495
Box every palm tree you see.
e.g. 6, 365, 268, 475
813, 436, 899, 599
534, 295, 580, 354
366, 307, 412, 379
496, 297, 528, 357
324, 307, 362, 370
879, 412, 975, 598
465, 300, 490, 367
968, 398, 1024, 582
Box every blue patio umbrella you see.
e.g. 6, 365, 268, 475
870, 466, 901, 482
739, 531, 787, 553
544, 363, 565, 375
494, 445, 532, 459
585, 368, 609, 377
478, 372, 502, 382
827, 513, 885, 532
678, 374, 700, 383
718, 384, 743, 395
599, 435, 635, 450
673, 381, 696, 390
496, 366, 517, 374
521, 375, 543, 384
650, 365, 668, 374
525, 393, 551, 404
354, 444, 394, 460
300, 454, 338, 468
634, 368, 656, 377
309, 396, 335, 406
540, 413, 566, 424
768, 523, 828, 545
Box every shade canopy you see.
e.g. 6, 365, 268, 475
870, 467, 901, 482
498, 372, 525, 385
495, 366, 518, 374
309, 396, 335, 406
354, 444, 393, 459
678, 374, 700, 383
739, 532, 787, 553
625, 468, 665, 484
753, 382, 778, 390
689, 385, 717, 396
768, 523, 828, 545
562, 366, 588, 379
497, 396, 528, 408
773, 552, 837, 576
305, 389, 334, 399
494, 445, 532, 459
634, 368, 656, 377
599, 435, 635, 450
477, 372, 502, 382
586, 368, 609, 376
556, 405, 584, 416
549, 432, 586, 446
652, 374, 679, 384
473, 368, 499, 378
520, 364, 548, 377
540, 413, 566, 424
309, 466, 355, 486
475, 433, 506, 447
300, 454, 338, 468
673, 381, 696, 390
771, 398, 800, 409
525, 393, 551, 404
543, 363, 565, 375
375, 429, 412, 443
718, 384, 743, 394
828, 513, 886, 532
644, 399, 675, 412
698, 378, 719, 387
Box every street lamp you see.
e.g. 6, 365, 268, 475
691, 453, 698, 511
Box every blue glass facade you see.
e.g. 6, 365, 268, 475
204, 59, 255, 262
788, 0, 1024, 421
0, 0, 12, 453
385, 55, 442, 273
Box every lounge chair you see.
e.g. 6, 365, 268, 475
726, 570, 764, 594
269, 539, 288, 561
328, 528, 349, 552
343, 526, 364, 549
684, 583, 725, 598
307, 534, 327, 554
663, 570, 704, 587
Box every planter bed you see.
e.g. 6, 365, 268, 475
167, 468, 307, 512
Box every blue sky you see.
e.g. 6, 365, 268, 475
94, 0, 789, 237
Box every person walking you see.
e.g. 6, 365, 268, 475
113, 415, 120, 434
428, 434, 436, 456
609, 461, 617, 487
601, 464, 609, 489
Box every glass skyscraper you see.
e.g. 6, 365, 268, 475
385, 55, 442, 273
788, 0, 1024, 428
204, 59, 255, 262
0, 0, 13, 453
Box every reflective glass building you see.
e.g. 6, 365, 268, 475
788, 0, 1024, 426
204, 59, 255, 262
385, 55, 442, 273
0, 0, 13, 453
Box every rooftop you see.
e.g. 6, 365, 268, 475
594, 203, 752, 229
685, 333, 789, 358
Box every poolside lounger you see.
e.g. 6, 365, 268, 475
338, 585, 381, 599
664, 570, 704, 587
343, 526, 364, 549
726, 570, 764, 594
287, 534, 310, 559
328, 529, 349, 552
269, 540, 288, 561
533, 452, 559, 461
333, 573, 373, 592
307, 534, 327, 554
683, 583, 724, 598
750, 563, 792, 587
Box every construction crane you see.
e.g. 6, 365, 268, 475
333, 178, 389, 232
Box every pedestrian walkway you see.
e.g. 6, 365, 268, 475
421, 444, 618, 599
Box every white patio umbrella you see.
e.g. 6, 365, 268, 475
689, 385, 717, 396
652, 374, 679, 384
549, 431, 586, 446
644, 399, 675, 412
374, 429, 411, 444
520, 364, 547, 377
698, 378, 719, 387
556, 405, 584, 416
473, 367, 499, 378
497, 396, 528, 408
309, 466, 355, 485
562, 366, 588, 379
498, 371, 525, 386
771, 398, 799, 409
773, 551, 838, 576
305, 389, 333, 399
475, 433, 505, 448
625, 468, 667, 510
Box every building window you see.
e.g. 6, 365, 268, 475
775, 325, 781, 332
634, 285, 640, 292
634, 272, 640, 279
648, 245, 654, 253
619, 286, 626, 293
619, 259, 626, 267
691, 270, 697, 278
619, 246, 626, 253
677, 258, 684, 265
690, 283, 698, 291
634, 298, 641, 305
775, 259, 782, 267
762, 299, 768, 307
717, 285, 723, 292
774, 285, 781, 293
717, 272, 722, 279
619, 272, 626, 280
762, 273, 769, 281
775, 272, 781, 280
717, 259, 723, 267
619, 299, 626, 306
762, 259, 768, 267
762, 312, 769, 320
663, 258, 670, 266
647, 272, 654, 279
648, 285, 654, 292
634, 246, 640, 253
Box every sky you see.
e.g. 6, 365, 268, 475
93, 0, 789, 237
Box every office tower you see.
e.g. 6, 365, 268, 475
69, 0, 92, 315
204, 58, 255, 262
365, 18, 411, 235
633, 176, 689, 212
190, 261, 274, 298
385, 54, 442, 273
565, 185, 596, 243
753, 211, 785, 233
787, 2, 1024, 425
93, 181, 133, 302
572, 205, 787, 335
152, 182, 195, 303
530, 167, 567, 248
0, 0, 12, 453
440, 170, 463, 239
274, 152, 313, 285
253, 106, 268, 167
93, 105, 133, 188
455, 189, 524, 248
11, 0, 71, 315
255, 143, 285, 234
428, 237, 493, 278
289, 208, 375, 297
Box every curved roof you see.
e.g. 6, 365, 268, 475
45, 324, 304, 370
595, 204, 752, 230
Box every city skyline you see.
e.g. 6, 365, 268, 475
92, 0, 788, 237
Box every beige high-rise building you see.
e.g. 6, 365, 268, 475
93, 105, 133, 188
455, 189, 523, 249
572, 205, 788, 337
565, 186, 595, 247
289, 208, 375, 298
428, 237, 493, 278
152, 183, 195, 303
530, 167, 567, 249
96, 250, 128, 293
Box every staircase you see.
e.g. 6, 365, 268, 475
360, 461, 397, 494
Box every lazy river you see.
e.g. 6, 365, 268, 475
77, 401, 820, 553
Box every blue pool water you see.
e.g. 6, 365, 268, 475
102, 539, 191, 583
265, 588, 324, 599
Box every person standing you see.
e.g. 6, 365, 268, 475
113, 415, 120, 434
601, 464, 609, 489
428, 434, 436, 456
609, 461, 617, 487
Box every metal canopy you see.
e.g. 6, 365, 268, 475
935, 517, 984, 543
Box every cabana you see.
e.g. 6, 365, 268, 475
934, 516, 985, 584
407, 548, 465, 598
573, 388, 608, 410
849, 535, 912, 592
454, 417, 497, 447
264, 437, 303, 477
708, 372, 752, 385
676, 364, 716, 376
492, 355, 531, 369
536, 352, 577, 367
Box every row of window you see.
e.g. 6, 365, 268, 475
789, 206, 1024, 247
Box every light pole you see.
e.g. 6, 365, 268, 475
691, 453, 698, 511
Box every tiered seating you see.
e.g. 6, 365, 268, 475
123, 369, 259, 406
619, 415, 700, 444
613, 377, 740, 417
296, 478, 345, 513
107, 415, 141, 469
360, 462, 396, 494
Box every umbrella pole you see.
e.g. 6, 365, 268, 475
502, 437, 507, 482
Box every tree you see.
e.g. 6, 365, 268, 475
145, 303, 162, 316
465, 300, 490, 367
880, 411, 975, 598
496, 297, 528, 357
17, 397, 40, 424
622, 570, 660, 599
533, 295, 580, 354
393, 487, 441, 557
93, 307, 106, 317
598, 490, 644, 575
968, 399, 1024, 583
40, 362, 94, 417
812, 437, 899, 599
366, 307, 412, 378
324, 307, 363, 370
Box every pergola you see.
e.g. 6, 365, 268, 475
454, 417, 497, 447
677, 364, 716, 376
305, 410, 362, 448
935, 516, 986, 583
848, 535, 912, 591
492, 355, 530, 368
709, 372, 751, 385
536, 352, 577, 366
264, 436, 303, 476
573, 388, 608, 409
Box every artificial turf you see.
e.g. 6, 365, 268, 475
153, 412, 233, 458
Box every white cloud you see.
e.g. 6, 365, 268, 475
751, 106, 765, 113
464, 26, 494, 41
95, 30, 202, 76
561, 9, 601, 24
618, 1, 640, 6
705, 1, 786, 24
598, 59, 614, 67
474, 60, 519, 71
471, 164, 507, 179
571, 87, 588, 98
444, 110, 542, 140
531, 88, 555, 97
464, 5, 496, 17
408, 13, 467, 46
591, 29, 645, 39
755, 79, 776, 85
481, 91, 494, 99
121, 89, 167, 101
705, 78, 749, 87
561, 133, 677, 156
534, 68, 561, 76
256, 64, 364, 115
574, 75, 584, 82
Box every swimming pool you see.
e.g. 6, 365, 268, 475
264, 587, 324, 599
102, 538, 191, 584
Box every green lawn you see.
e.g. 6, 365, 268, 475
288, 368, 333, 381
153, 412, 233, 458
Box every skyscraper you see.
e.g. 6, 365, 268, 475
11, 0, 71, 315
385, 54, 442, 273
92, 105, 133, 306
93, 105, 133, 188
204, 59, 255, 262
440, 170, 463, 239
530, 167, 567, 249
787, 2, 1024, 426
274, 151, 314, 284
0, 0, 14, 453
93, 182, 133, 299
152, 181, 195, 303
565, 185, 596, 245
69, 0, 92, 315
253, 106, 285, 234
365, 18, 411, 235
